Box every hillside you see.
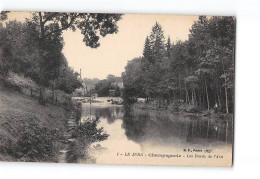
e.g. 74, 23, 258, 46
0, 84, 69, 162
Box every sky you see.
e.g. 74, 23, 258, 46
5, 12, 199, 79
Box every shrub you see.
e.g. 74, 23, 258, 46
73, 119, 109, 144
5, 119, 61, 162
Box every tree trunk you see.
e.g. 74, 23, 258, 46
39, 86, 45, 105
185, 84, 189, 104
38, 12, 47, 105
205, 79, 210, 110
39, 12, 45, 39
221, 56, 229, 114
225, 120, 229, 144
216, 82, 221, 107
224, 86, 229, 114
194, 89, 197, 106
191, 89, 194, 106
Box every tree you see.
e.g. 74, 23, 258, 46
143, 36, 152, 63
30, 12, 123, 102
82, 78, 100, 90
185, 76, 199, 106
2, 12, 123, 102
0, 21, 43, 78
106, 74, 117, 83
55, 65, 82, 94
170, 41, 190, 102
122, 57, 145, 99
122, 16, 235, 114
190, 16, 235, 112
148, 22, 166, 63
140, 22, 168, 100
0, 11, 9, 21
94, 75, 122, 97
31, 12, 122, 48
166, 36, 171, 59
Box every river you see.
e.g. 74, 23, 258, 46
74, 101, 233, 166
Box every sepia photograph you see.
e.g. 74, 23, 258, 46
0, 11, 235, 167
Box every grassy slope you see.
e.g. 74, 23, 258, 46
0, 85, 68, 161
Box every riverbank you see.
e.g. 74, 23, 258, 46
0, 86, 71, 162
133, 101, 233, 119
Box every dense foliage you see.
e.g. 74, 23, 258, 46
0, 20, 81, 93
122, 16, 235, 113
82, 78, 100, 90
0, 12, 122, 101
94, 74, 122, 97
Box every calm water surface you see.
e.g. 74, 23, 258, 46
77, 102, 233, 165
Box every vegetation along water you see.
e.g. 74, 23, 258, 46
0, 12, 234, 164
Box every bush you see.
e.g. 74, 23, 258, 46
8, 119, 61, 162
0, 120, 60, 162
6, 71, 38, 89
4, 71, 38, 94
73, 119, 109, 143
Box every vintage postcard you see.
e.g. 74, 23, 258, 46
0, 11, 235, 167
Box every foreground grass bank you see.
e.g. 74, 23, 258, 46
0, 85, 70, 162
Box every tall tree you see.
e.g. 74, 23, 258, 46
122, 16, 235, 114
143, 36, 152, 63
166, 36, 171, 59
148, 22, 166, 63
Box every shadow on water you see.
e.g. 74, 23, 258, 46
185, 118, 233, 144
64, 103, 233, 163
121, 105, 233, 147
121, 106, 148, 142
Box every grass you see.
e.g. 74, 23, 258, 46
0, 84, 69, 162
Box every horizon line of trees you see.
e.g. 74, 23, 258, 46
122, 16, 235, 114
74, 75, 123, 97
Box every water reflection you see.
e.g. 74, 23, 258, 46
78, 103, 233, 165
121, 106, 233, 146
82, 103, 124, 124
122, 106, 148, 142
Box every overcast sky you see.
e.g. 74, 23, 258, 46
6, 12, 199, 79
